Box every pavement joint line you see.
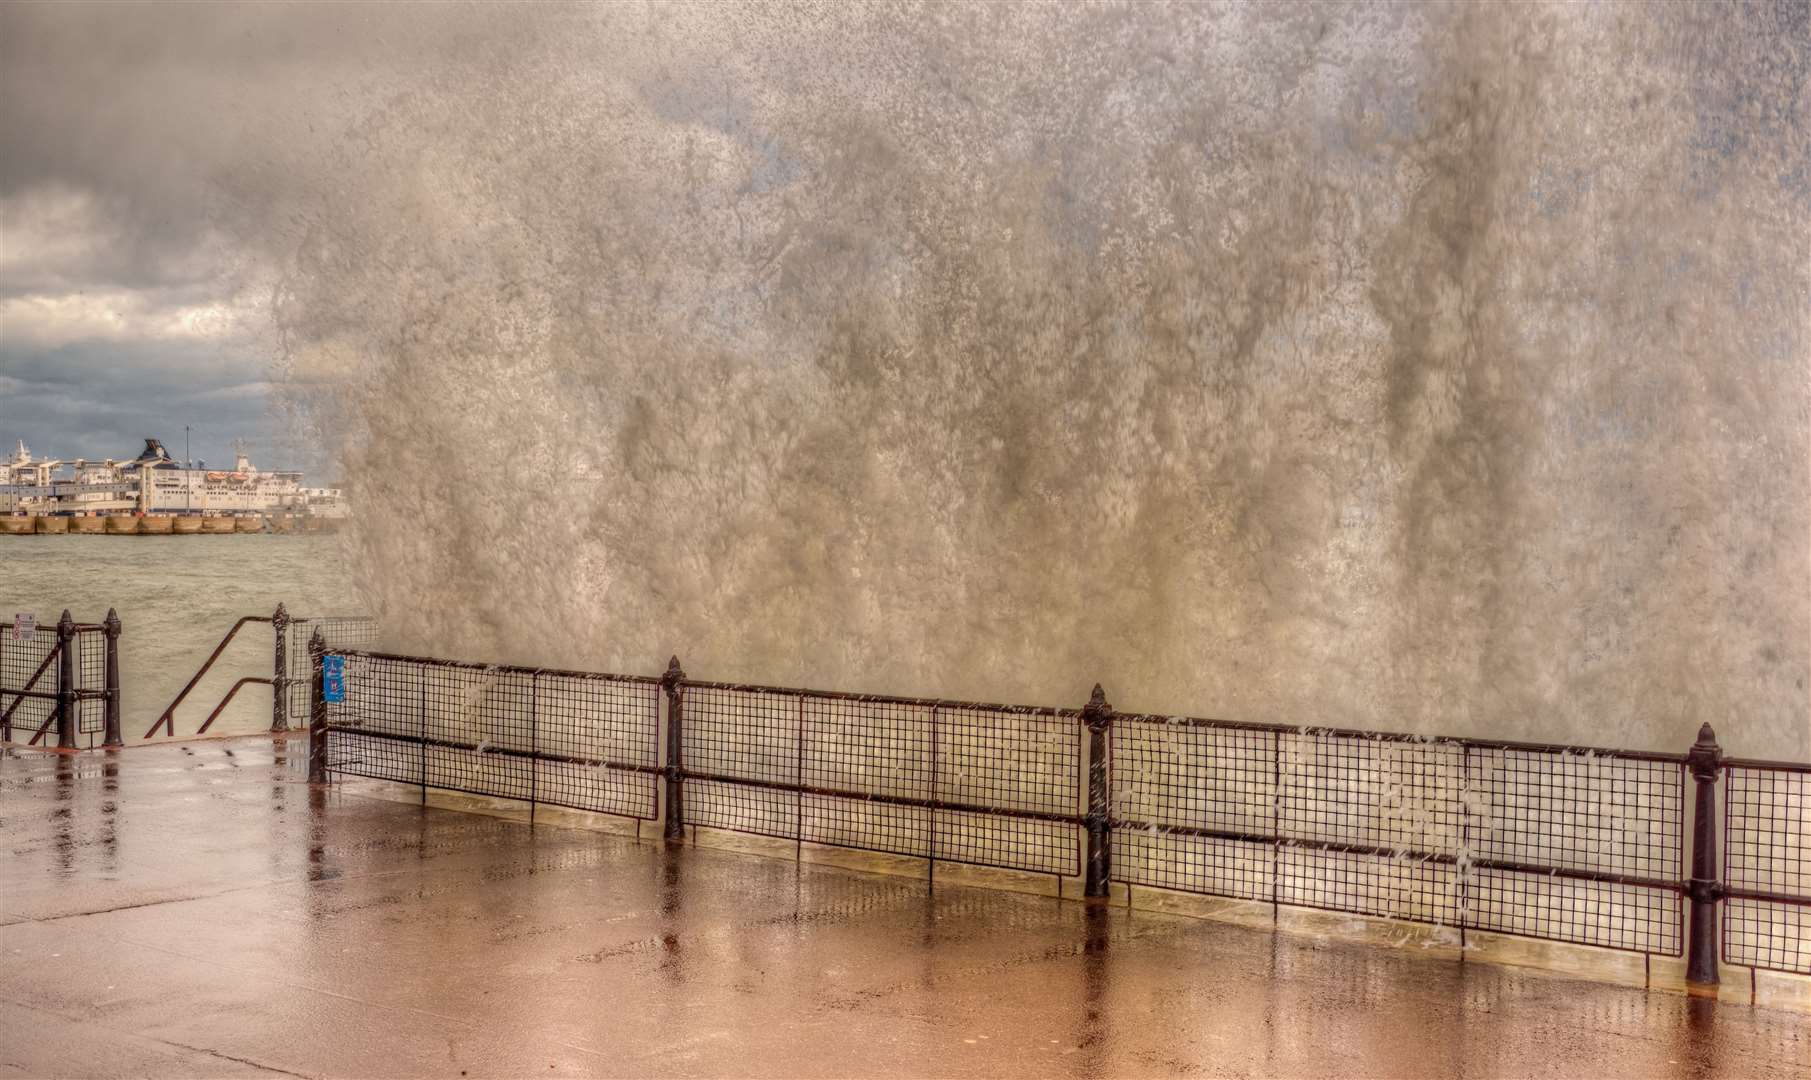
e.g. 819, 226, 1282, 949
10, 873, 373, 926
12, 889, 283, 924
5, 823, 606, 926
11, 885, 642, 1056
5, 923, 541, 1047
153, 1038, 314, 1080
0, 995, 305, 1078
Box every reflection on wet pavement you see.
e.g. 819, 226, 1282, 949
2, 738, 1805, 1078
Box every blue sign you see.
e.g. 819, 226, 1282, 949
322, 655, 346, 703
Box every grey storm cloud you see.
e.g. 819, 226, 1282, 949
1, 341, 274, 465
0, 1, 569, 469
0, 2, 543, 248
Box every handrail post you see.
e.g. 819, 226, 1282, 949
1083, 684, 1113, 899
55, 610, 77, 750
1686, 722, 1722, 994
307, 629, 327, 783
101, 608, 122, 747
662, 656, 686, 843
271, 604, 290, 733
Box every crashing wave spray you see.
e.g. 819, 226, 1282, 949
267, 2, 1809, 758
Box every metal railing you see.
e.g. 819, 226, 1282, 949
1, 611, 121, 748
144, 606, 376, 738
305, 638, 1811, 989
278, 612, 378, 728
1721, 757, 1811, 976
1108, 712, 1688, 956
311, 648, 661, 825
667, 662, 1084, 878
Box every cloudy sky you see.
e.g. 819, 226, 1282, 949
0, 2, 534, 474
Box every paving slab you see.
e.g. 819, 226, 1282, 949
2, 739, 1805, 1079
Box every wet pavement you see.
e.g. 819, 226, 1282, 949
2, 738, 1806, 1079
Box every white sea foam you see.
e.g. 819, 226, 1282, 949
263, 2, 1808, 759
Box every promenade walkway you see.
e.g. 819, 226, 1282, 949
2, 738, 1804, 1078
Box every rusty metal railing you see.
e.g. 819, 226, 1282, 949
142, 613, 275, 738
304, 637, 1810, 991
143, 606, 376, 739
2, 610, 120, 749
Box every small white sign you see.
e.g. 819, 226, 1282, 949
12, 613, 35, 642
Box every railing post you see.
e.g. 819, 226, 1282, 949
271, 603, 290, 733
1686, 722, 1722, 994
662, 656, 686, 843
1083, 683, 1113, 899
55, 610, 77, 750
307, 629, 327, 783
101, 608, 122, 748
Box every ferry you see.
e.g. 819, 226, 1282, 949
1, 438, 348, 520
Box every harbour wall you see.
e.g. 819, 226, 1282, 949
1, 514, 341, 535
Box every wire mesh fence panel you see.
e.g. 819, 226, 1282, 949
533, 672, 659, 819
75, 628, 105, 735
1115, 828, 1276, 901
680, 685, 801, 836
1467, 867, 1682, 954
803, 697, 934, 802
932, 705, 1080, 876
799, 696, 933, 858
1281, 843, 1461, 924
803, 793, 931, 859
1110, 719, 1275, 901
1276, 732, 1466, 925
932, 807, 1079, 875
1464, 749, 1684, 955
322, 654, 425, 785
320, 653, 660, 821
287, 616, 378, 720
422, 665, 536, 801
1723, 765, 1811, 975
936, 706, 1078, 818
1, 623, 108, 746
301, 616, 380, 652
679, 686, 1080, 876
686, 777, 800, 838
1105, 720, 1688, 951
0, 621, 58, 738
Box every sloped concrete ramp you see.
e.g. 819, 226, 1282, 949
1, 739, 1804, 1079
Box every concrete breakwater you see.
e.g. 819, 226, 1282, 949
1, 514, 340, 535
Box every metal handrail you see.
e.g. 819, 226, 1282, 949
193, 677, 274, 735
142, 615, 272, 738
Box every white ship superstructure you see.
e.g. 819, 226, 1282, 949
2, 437, 347, 519
135, 438, 309, 514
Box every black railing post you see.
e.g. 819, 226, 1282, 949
101, 608, 122, 747
1686, 722, 1722, 993
55, 610, 77, 750
307, 629, 327, 783
662, 656, 686, 842
271, 603, 290, 733
1082, 683, 1113, 899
